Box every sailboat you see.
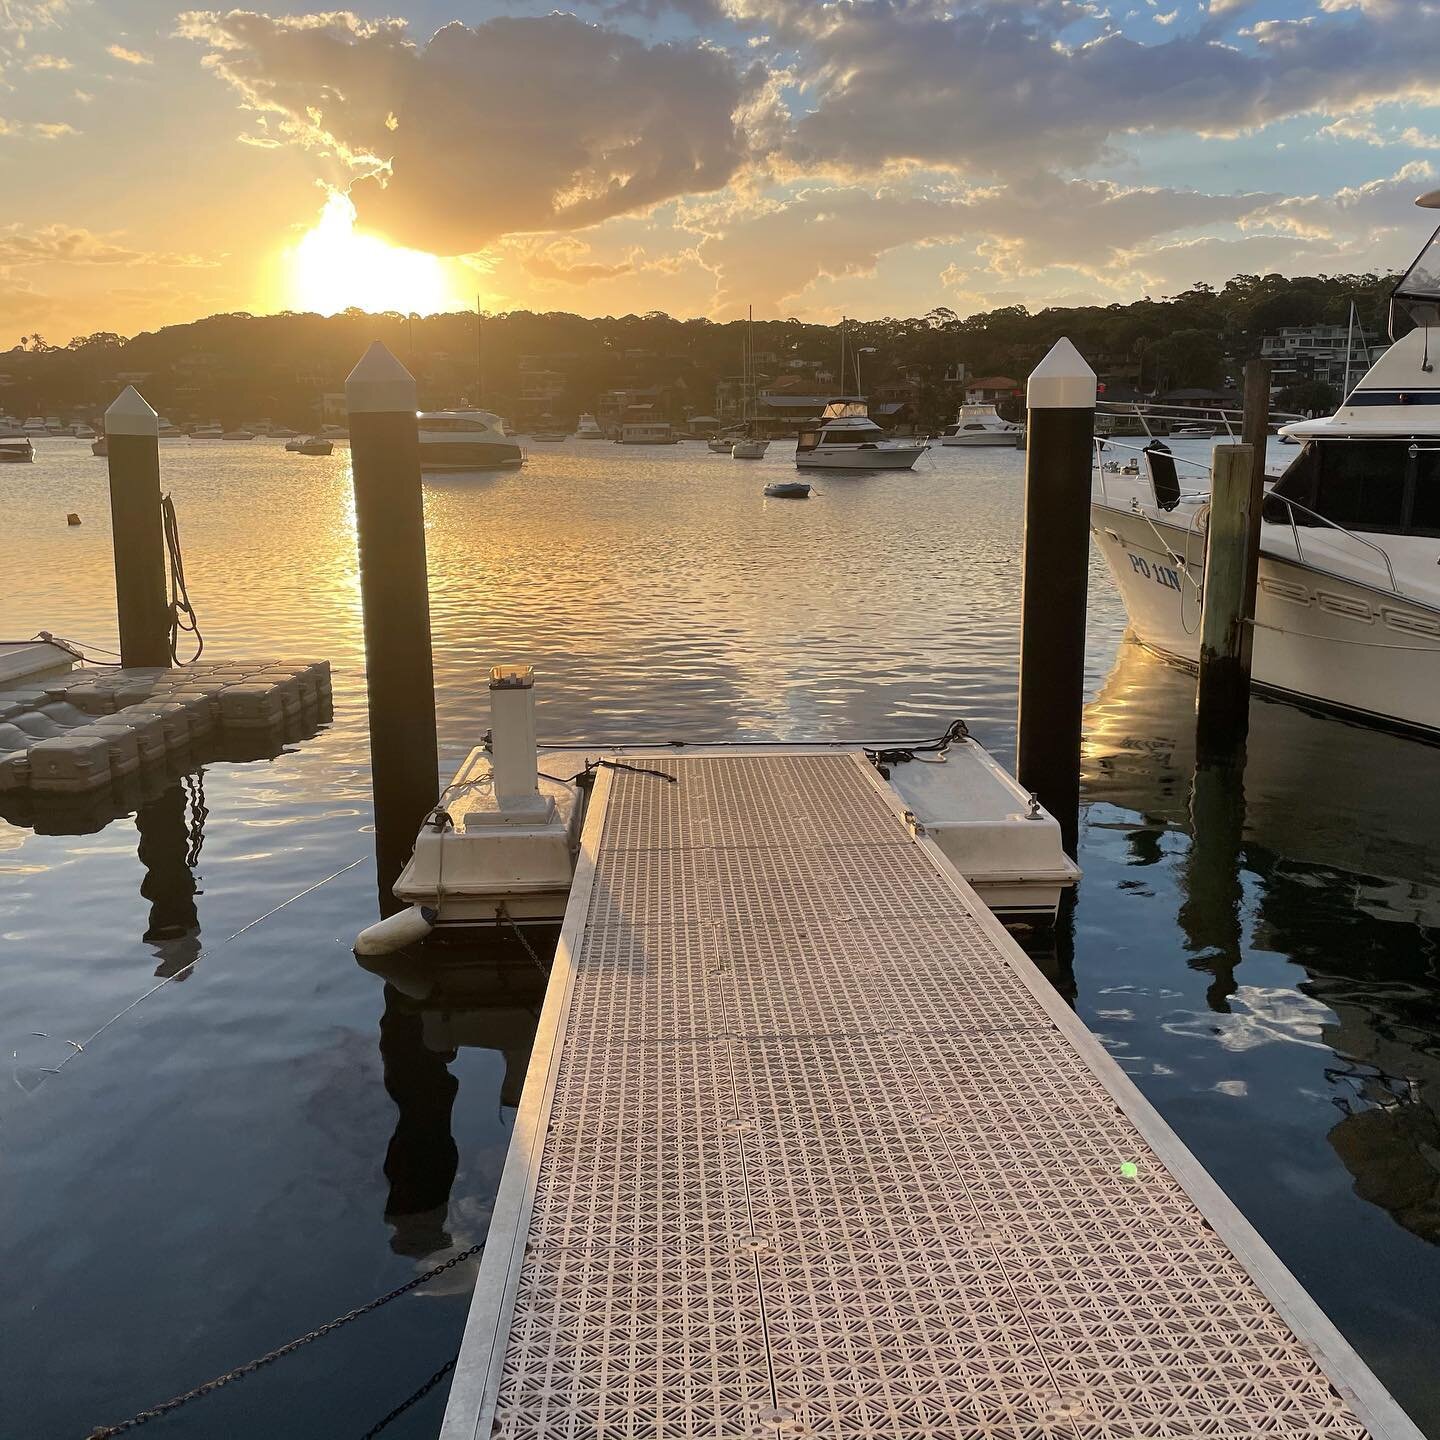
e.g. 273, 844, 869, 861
732, 306, 770, 459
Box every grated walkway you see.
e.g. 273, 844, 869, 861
441, 749, 1420, 1440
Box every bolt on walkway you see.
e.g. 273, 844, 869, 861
441, 749, 1420, 1440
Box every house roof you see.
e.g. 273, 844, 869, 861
967, 376, 1019, 389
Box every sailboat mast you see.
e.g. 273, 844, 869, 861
475, 295, 483, 407
840, 317, 847, 398
1343, 300, 1356, 400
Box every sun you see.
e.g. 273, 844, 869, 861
286, 191, 464, 315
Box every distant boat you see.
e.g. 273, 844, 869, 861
296, 437, 333, 456
270, 427, 298, 439
764, 480, 810, 498
319, 424, 349, 441
73, 424, 96, 440
191, 424, 223, 439
575, 413, 607, 440
1172, 423, 1218, 438
618, 422, 678, 445
91, 435, 108, 457
156, 417, 183, 438
222, 429, 255, 441
935, 403, 1024, 447
531, 430, 570, 442
0, 436, 35, 463
708, 435, 738, 452
795, 401, 925, 471
418, 410, 523, 470
732, 438, 769, 459
22, 417, 48, 436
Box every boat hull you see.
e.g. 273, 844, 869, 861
419, 440, 524, 470
938, 432, 1021, 447
1092, 500, 1440, 736
796, 446, 923, 470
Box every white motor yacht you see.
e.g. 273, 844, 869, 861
191, 424, 224, 439
0, 436, 35, 463
575, 413, 606, 440
73, 424, 95, 440
936, 403, 1025, 447
1091, 191, 1440, 737
418, 410, 524, 470
21, 417, 48, 437
796, 401, 926, 471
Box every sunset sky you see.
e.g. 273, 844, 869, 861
4, 0, 1440, 341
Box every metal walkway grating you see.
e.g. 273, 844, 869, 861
443, 750, 1420, 1440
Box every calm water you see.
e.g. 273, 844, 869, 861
2, 434, 1438, 1437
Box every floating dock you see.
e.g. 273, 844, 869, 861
441, 748, 1421, 1440
0, 644, 332, 796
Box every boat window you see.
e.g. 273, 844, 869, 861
963, 424, 986, 431
1407, 448, 1440, 536
1265, 441, 1407, 531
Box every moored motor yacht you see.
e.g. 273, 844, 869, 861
936, 403, 1025, 447
618, 421, 678, 444
796, 400, 926, 470
418, 410, 524, 470
575, 412, 606, 440
0, 436, 35, 463
1091, 191, 1440, 737
22, 417, 48, 437
191, 424, 223, 439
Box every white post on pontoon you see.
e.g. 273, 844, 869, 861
489, 664, 547, 814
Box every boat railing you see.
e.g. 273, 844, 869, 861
1092, 436, 1212, 508
1095, 399, 1306, 439
1262, 492, 1401, 594
1093, 435, 1403, 592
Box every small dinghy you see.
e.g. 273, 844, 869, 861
296, 437, 333, 455
764, 480, 811, 498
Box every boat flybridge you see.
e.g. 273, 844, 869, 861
796, 400, 926, 470
1091, 190, 1440, 736
936, 402, 1025, 447
354, 665, 1078, 955
417, 409, 523, 471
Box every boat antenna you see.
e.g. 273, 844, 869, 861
475, 294, 483, 407
840, 317, 846, 399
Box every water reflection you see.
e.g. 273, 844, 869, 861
136, 775, 205, 978
1084, 641, 1440, 1251
360, 938, 549, 1258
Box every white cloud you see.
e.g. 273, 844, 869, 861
690, 173, 1279, 312
0, 116, 77, 138
735, 0, 1440, 177
178, 9, 763, 255
106, 43, 152, 66
0, 222, 218, 267
28, 52, 71, 69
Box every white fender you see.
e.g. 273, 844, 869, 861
354, 904, 437, 956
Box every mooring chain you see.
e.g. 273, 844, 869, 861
358, 1353, 460, 1440
498, 902, 551, 978
84, 1244, 482, 1437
